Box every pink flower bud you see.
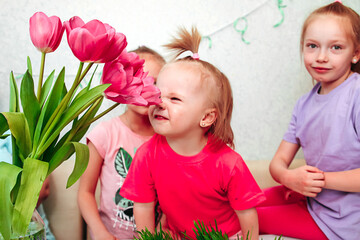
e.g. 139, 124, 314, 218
29, 12, 64, 53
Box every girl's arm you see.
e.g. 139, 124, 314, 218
270, 140, 325, 197
77, 142, 118, 240
134, 201, 156, 233
324, 168, 360, 192
235, 208, 259, 240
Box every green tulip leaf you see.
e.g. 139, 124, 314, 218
0, 114, 9, 136
39, 70, 55, 107
47, 142, 74, 175
50, 96, 103, 160
20, 71, 40, 139
72, 97, 103, 142
9, 71, 20, 113
61, 84, 109, 126
0, 162, 22, 240
11, 158, 48, 236
46, 141, 89, 188
32, 68, 65, 150
1, 112, 31, 161
27, 56, 32, 76
42, 67, 65, 126
66, 142, 89, 188
39, 85, 109, 155
72, 64, 99, 103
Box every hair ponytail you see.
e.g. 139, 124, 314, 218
163, 26, 201, 60
163, 27, 235, 149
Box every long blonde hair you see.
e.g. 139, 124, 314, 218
163, 27, 235, 149
300, 2, 360, 73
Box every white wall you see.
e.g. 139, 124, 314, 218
0, 0, 359, 160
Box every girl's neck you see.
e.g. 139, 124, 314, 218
120, 110, 154, 137
166, 134, 208, 156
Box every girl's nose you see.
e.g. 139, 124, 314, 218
317, 49, 328, 63
157, 100, 166, 110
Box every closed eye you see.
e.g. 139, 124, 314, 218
171, 97, 181, 101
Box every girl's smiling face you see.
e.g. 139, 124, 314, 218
149, 62, 213, 140
303, 15, 359, 93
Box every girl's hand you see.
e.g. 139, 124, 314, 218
283, 165, 325, 197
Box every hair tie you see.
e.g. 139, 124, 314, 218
192, 53, 200, 60
334, 0, 342, 3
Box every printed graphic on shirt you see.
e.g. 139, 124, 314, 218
113, 147, 135, 230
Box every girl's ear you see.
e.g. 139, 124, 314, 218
200, 108, 217, 128
353, 48, 360, 64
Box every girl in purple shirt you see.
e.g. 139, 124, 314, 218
257, 2, 360, 240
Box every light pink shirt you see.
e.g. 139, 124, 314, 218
87, 117, 152, 239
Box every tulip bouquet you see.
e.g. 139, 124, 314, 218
0, 12, 160, 240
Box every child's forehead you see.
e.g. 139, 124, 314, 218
157, 62, 205, 90
307, 14, 352, 37
159, 62, 201, 81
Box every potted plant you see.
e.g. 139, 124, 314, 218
0, 12, 160, 240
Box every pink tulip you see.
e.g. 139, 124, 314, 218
101, 50, 161, 106
64, 16, 127, 63
29, 12, 64, 53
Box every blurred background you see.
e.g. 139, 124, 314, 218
0, 0, 359, 160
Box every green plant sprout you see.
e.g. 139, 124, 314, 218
135, 220, 284, 240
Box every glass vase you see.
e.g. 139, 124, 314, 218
0, 209, 46, 240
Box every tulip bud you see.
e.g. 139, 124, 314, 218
29, 12, 64, 53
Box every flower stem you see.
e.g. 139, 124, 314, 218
65, 96, 104, 143
33, 62, 84, 159
79, 102, 120, 132
37, 52, 46, 101
79, 62, 94, 83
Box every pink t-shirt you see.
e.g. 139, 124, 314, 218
121, 134, 265, 238
86, 117, 152, 239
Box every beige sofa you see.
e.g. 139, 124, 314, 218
42, 158, 305, 240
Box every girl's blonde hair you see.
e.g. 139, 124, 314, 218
300, 2, 360, 73
163, 27, 234, 149
131, 45, 166, 65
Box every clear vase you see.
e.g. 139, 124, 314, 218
0, 209, 46, 240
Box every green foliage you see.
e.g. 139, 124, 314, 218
184, 220, 230, 240
135, 224, 173, 240
0, 56, 110, 239
136, 221, 285, 240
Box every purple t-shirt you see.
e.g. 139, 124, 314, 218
284, 73, 360, 239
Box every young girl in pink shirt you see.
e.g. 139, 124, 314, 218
121, 27, 265, 240
78, 47, 165, 240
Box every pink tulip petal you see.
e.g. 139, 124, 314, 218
48, 16, 64, 52
68, 28, 95, 62
83, 20, 107, 36
99, 33, 127, 62
88, 33, 110, 62
30, 12, 52, 50
69, 16, 85, 28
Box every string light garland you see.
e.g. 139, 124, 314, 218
202, 0, 287, 48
